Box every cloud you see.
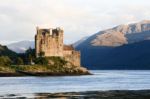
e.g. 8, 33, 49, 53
0, 0, 150, 44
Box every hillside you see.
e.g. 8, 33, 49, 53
0, 44, 17, 59
77, 20, 150, 48
75, 20, 150, 69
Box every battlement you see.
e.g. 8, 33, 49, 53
36, 27, 63, 37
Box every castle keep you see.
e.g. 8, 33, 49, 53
35, 27, 81, 66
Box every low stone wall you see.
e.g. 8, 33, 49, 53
64, 50, 81, 66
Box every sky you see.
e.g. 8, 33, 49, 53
0, 0, 150, 45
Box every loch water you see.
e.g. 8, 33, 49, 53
0, 70, 150, 95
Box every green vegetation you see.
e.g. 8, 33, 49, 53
0, 55, 89, 75
34, 56, 67, 66
0, 56, 12, 66
0, 65, 15, 73
16, 57, 24, 65
0, 46, 89, 76
11, 57, 84, 73
0, 45, 17, 59
34, 57, 49, 65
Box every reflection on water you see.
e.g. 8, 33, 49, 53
0, 70, 150, 95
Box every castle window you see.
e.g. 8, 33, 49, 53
40, 40, 42, 44
52, 29, 59, 37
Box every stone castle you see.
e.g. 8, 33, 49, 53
35, 27, 81, 66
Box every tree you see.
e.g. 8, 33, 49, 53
25, 47, 36, 64
16, 57, 24, 65
34, 57, 48, 65
0, 56, 12, 66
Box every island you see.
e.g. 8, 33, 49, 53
0, 27, 90, 76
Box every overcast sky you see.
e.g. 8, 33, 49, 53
0, 0, 150, 44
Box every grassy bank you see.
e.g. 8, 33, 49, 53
0, 64, 90, 76
0, 57, 90, 76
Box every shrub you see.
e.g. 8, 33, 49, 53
16, 57, 24, 65
0, 56, 12, 66
47, 56, 67, 66
34, 57, 49, 65
34, 56, 67, 66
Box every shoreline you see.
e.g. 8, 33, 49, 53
0, 64, 91, 77
2, 90, 150, 99
0, 72, 91, 77
35, 90, 150, 99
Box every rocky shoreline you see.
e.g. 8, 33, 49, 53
0, 64, 91, 77
0, 71, 91, 77
2, 90, 150, 99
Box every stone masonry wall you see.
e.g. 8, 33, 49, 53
63, 50, 81, 67
35, 27, 63, 57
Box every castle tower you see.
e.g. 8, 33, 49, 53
35, 27, 64, 57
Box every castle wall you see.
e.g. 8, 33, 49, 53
63, 50, 81, 67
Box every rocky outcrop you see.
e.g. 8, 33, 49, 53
3, 90, 150, 98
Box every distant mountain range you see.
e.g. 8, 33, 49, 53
73, 36, 89, 48
75, 20, 150, 69
7, 41, 34, 53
